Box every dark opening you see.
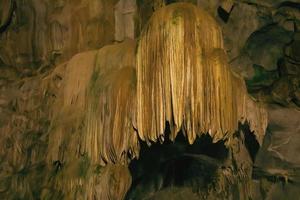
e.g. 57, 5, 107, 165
126, 127, 229, 200
278, 1, 300, 9
239, 122, 260, 162
0, 1, 16, 34
0, 58, 5, 67
217, 6, 233, 23
165, 0, 177, 4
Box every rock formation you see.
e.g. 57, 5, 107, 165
136, 3, 267, 145
0, 0, 299, 200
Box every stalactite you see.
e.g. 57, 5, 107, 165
47, 50, 97, 164
83, 39, 139, 165
46, 40, 137, 200
136, 3, 267, 145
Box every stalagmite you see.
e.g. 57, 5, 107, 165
136, 3, 267, 145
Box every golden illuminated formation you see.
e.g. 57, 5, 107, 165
0, 2, 272, 200
46, 40, 137, 199
136, 3, 267, 145
84, 40, 139, 165
44, 3, 267, 200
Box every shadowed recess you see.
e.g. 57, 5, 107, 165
126, 131, 229, 200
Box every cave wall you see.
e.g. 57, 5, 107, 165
0, 0, 300, 200
0, 0, 117, 72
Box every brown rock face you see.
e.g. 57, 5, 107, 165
0, 0, 14, 32
0, 0, 116, 70
0, 0, 299, 200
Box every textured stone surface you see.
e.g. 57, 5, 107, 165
256, 106, 300, 167
244, 25, 293, 71
0, 0, 300, 199
115, 0, 136, 41
0, 0, 116, 69
253, 105, 300, 199
221, 2, 271, 60
0, 0, 14, 32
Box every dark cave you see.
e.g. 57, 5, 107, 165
126, 128, 229, 200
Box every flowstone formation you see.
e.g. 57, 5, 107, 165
46, 40, 137, 199
0, 2, 269, 200
136, 3, 267, 145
